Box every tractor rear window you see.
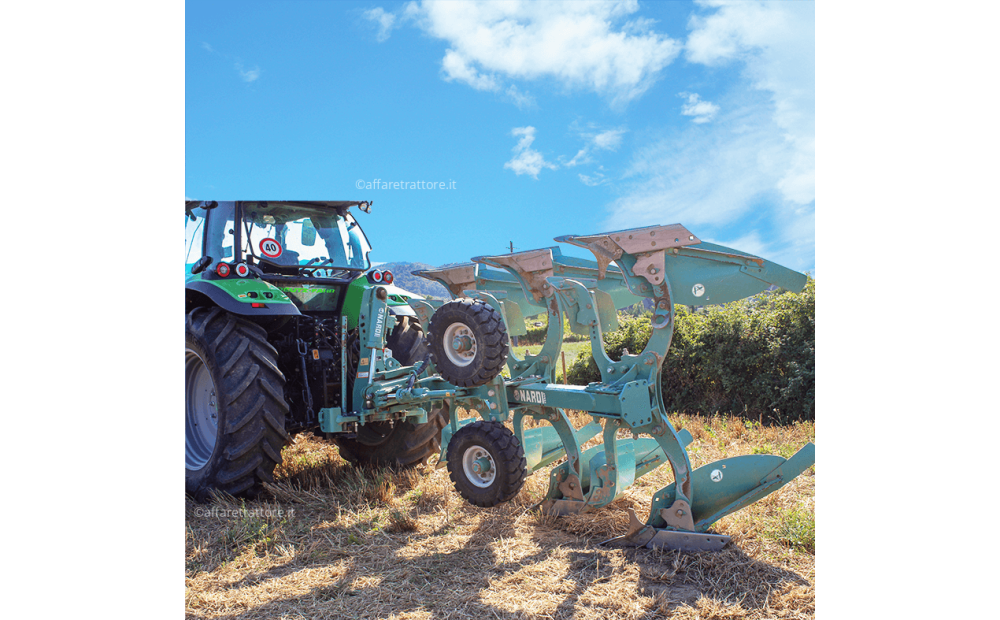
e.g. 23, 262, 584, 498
241, 203, 371, 273
199, 201, 237, 270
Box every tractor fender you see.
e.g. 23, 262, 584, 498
186, 279, 302, 317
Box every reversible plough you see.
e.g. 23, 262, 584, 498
342, 223, 814, 552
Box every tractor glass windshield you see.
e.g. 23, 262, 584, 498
240, 202, 371, 271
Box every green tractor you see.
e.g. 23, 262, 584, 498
184, 200, 445, 500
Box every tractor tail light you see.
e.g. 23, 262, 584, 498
251, 302, 267, 308
235, 263, 250, 277
216, 263, 231, 278
372, 270, 384, 283
382, 270, 394, 284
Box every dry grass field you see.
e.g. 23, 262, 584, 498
185, 412, 815, 619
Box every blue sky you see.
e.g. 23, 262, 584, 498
186, 0, 814, 274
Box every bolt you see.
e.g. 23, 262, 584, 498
676, 509, 684, 517
586, 303, 592, 309
607, 367, 614, 374
488, 389, 495, 397
644, 358, 654, 365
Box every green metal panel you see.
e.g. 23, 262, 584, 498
189, 277, 294, 305
342, 276, 424, 331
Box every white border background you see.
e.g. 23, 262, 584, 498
4, 2, 998, 617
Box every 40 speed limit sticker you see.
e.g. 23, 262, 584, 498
259, 238, 283, 259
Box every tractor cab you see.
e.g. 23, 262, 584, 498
186, 200, 372, 275
185, 200, 381, 317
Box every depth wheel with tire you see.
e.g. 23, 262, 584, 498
428, 298, 509, 388
185, 307, 290, 501
333, 316, 449, 468
447, 421, 527, 507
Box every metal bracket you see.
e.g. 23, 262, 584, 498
474, 248, 556, 303
557, 473, 585, 500
659, 499, 695, 531
413, 264, 477, 298
556, 224, 700, 279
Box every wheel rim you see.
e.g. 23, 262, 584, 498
443, 321, 477, 367
186, 348, 219, 470
462, 445, 496, 488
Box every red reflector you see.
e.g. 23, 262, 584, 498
372, 270, 383, 282
383, 270, 394, 284
251, 302, 267, 308
235, 263, 249, 277
216, 263, 231, 277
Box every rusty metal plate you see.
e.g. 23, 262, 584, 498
645, 530, 730, 552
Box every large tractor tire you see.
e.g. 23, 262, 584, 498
427, 298, 509, 388
185, 307, 290, 501
334, 316, 449, 468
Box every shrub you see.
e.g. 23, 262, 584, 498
518, 313, 588, 345
564, 278, 815, 423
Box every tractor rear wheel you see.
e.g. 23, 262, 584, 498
333, 316, 449, 468
185, 307, 290, 501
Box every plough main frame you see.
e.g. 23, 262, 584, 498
350, 223, 814, 552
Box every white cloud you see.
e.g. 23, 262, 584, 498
579, 166, 609, 187
705, 230, 767, 258
604, 0, 814, 270
685, 0, 814, 203
201, 42, 214, 53
364, 7, 398, 42
564, 148, 592, 168
505, 84, 536, 109
401, 0, 682, 105
441, 49, 499, 91
593, 129, 625, 151
235, 62, 260, 83
561, 126, 626, 171
679, 92, 719, 123
503, 126, 558, 178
